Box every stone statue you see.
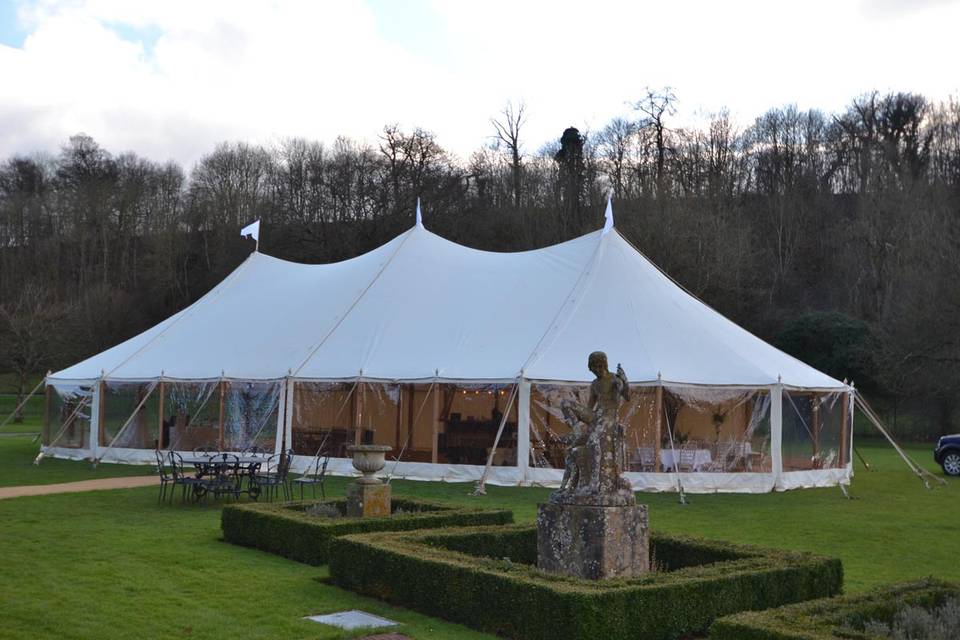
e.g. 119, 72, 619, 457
550, 351, 634, 506
537, 351, 649, 580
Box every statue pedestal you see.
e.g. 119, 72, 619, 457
536, 501, 649, 579
346, 483, 391, 518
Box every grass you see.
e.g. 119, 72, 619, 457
0, 436, 158, 487
0, 437, 956, 639
0, 394, 43, 433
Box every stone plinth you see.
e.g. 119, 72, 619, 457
346, 482, 392, 518
536, 502, 649, 580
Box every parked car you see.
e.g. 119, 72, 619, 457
934, 434, 960, 476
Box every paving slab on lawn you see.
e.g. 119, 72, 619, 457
0, 475, 157, 499
305, 610, 399, 630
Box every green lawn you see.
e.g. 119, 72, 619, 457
0, 394, 43, 434
0, 438, 956, 640
0, 436, 156, 487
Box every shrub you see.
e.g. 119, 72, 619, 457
328, 524, 843, 640
710, 578, 960, 640
221, 498, 513, 565
863, 597, 960, 640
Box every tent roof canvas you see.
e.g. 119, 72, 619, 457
50, 224, 844, 389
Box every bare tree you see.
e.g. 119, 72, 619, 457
0, 285, 67, 421
491, 101, 527, 207
597, 117, 638, 198
634, 88, 677, 193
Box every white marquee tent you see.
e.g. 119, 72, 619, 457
42, 210, 854, 493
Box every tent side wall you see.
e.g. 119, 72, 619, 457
40, 377, 853, 492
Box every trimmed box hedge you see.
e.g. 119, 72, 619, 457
710, 578, 960, 639
328, 524, 843, 640
221, 498, 513, 565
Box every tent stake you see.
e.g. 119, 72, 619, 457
853, 446, 872, 471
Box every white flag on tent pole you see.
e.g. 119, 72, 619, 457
602, 197, 614, 235
415, 198, 423, 227
241, 219, 260, 250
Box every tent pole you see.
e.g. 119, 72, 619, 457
431, 373, 439, 464
516, 378, 530, 485
351, 376, 360, 445
157, 378, 166, 450
811, 393, 821, 461
839, 385, 849, 470
218, 378, 226, 451
771, 379, 783, 491
654, 374, 663, 472
277, 376, 292, 456
42, 380, 51, 445
94, 378, 105, 455
406, 384, 415, 451
394, 383, 402, 451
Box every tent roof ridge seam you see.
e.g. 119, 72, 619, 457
520, 232, 607, 376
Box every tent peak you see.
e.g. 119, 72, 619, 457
415, 198, 423, 228
601, 196, 614, 236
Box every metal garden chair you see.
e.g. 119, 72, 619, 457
291, 450, 330, 501
154, 449, 172, 503
254, 450, 292, 501
168, 451, 207, 502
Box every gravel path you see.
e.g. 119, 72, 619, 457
0, 475, 158, 500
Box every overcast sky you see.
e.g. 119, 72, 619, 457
1, 0, 958, 167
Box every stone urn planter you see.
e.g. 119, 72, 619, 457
344, 445, 393, 518
346, 444, 392, 485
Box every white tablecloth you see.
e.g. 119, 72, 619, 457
660, 448, 712, 472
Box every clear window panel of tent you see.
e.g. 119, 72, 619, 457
356, 382, 402, 450
662, 386, 771, 473
223, 380, 282, 453
532, 384, 672, 472
292, 381, 359, 458
529, 383, 589, 469
435, 383, 518, 466
45, 384, 92, 448
163, 381, 221, 451
782, 390, 850, 471
396, 383, 440, 463
101, 381, 160, 449
621, 387, 658, 471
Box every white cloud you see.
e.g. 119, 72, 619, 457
0, 0, 958, 167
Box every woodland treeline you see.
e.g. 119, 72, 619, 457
1, 90, 958, 436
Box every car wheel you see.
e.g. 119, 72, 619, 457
942, 452, 960, 477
